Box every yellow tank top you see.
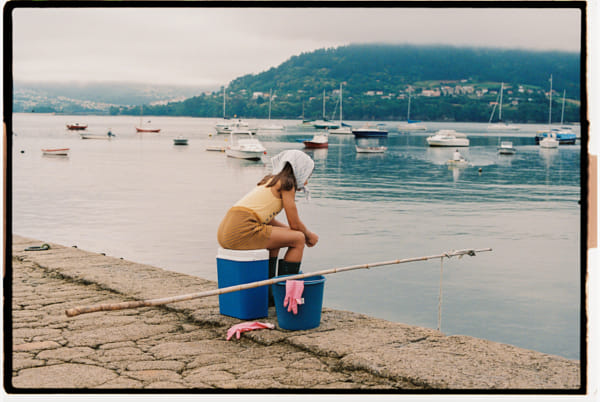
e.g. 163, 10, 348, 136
234, 184, 283, 224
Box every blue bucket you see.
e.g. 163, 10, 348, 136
272, 275, 326, 330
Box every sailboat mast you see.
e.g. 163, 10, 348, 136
268, 89, 272, 120
322, 89, 326, 120
223, 87, 226, 119
548, 75, 553, 128
561, 89, 566, 125
499, 82, 503, 121
339, 83, 343, 123
407, 88, 412, 121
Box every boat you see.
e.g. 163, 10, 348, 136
352, 124, 388, 138
173, 136, 188, 146
80, 131, 116, 140
354, 124, 388, 152
426, 129, 469, 147
329, 83, 353, 134
398, 88, 427, 131
534, 90, 576, 145
303, 133, 329, 149
535, 128, 576, 145
355, 145, 387, 153
535, 75, 576, 145
66, 123, 87, 130
259, 89, 285, 132
136, 105, 161, 133
497, 141, 516, 155
539, 134, 559, 149
312, 90, 340, 130
487, 83, 520, 131
446, 158, 469, 167
445, 149, 469, 166
136, 127, 161, 133
42, 148, 69, 156
225, 129, 267, 161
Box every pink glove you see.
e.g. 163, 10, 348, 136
226, 322, 275, 340
283, 280, 304, 315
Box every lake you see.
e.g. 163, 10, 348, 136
10, 113, 582, 360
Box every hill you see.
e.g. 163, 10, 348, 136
15, 44, 581, 123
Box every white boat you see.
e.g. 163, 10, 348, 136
42, 148, 69, 156
173, 136, 188, 146
487, 82, 520, 131
498, 141, 516, 155
355, 145, 387, 153
538, 75, 562, 151
226, 129, 267, 161
259, 89, 284, 132
426, 130, 469, 147
80, 131, 115, 140
539, 134, 559, 149
329, 83, 353, 134
398, 88, 427, 131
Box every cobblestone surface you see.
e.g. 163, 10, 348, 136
8, 235, 581, 391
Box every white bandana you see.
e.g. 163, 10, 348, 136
271, 150, 315, 191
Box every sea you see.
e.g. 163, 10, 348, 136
10, 113, 582, 360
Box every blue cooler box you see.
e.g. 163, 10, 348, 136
216, 248, 269, 319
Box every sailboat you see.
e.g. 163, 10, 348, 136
312, 90, 340, 130
397, 88, 427, 131
536, 78, 576, 145
215, 87, 232, 134
259, 89, 284, 132
329, 83, 353, 135
487, 83, 519, 131
136, 105, 161, 133
538, 75, 559, 149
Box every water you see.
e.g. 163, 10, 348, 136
10, 113, 581, 360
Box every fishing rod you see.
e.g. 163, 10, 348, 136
65, 248, 492, 317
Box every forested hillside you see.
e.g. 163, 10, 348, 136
114, 44, 580, 123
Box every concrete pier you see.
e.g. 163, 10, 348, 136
8, 235, 581, 390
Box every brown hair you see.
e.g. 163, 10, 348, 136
258, 162, 296, 191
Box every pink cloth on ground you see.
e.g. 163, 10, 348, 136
283, 280, 304, 315
226, 322, 275, 340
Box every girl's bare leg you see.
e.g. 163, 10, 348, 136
265, 226, 305, 262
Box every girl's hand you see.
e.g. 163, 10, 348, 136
306, 231, 319, 247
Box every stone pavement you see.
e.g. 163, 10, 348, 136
7, 235, 581, 391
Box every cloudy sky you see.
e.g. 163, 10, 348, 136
11, 5, 583, 89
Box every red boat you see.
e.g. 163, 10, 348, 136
42, 148, 70, 156
66, 123, 87, 130
136, 127, 161, 133
303, 133, 328, 149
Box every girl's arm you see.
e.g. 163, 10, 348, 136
281, 189, 319, 247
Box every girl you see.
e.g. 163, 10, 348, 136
217, 150, 319, 289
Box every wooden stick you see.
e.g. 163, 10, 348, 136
65, 248, 492, 317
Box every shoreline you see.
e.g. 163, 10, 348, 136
8, 234, 581, 390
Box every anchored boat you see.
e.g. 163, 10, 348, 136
42, 148, 70, 156
303, 133, 329, 149
66, 123, 87, 130
226, 129, 267, 161
497, 141, 516, 155
426, 130, 469, 147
